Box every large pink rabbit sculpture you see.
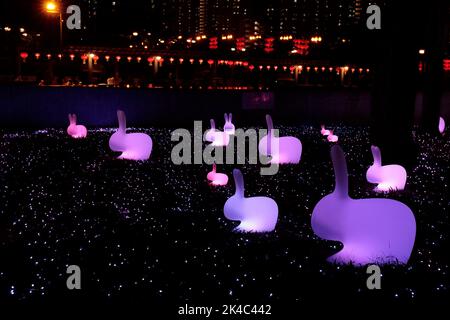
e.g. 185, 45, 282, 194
67, 114, 87, 139
311, 145, 416, 265
224, 169, 278, 233
258, 115, 302, 164
366, 145, 407, 192
109, 110, 153, 161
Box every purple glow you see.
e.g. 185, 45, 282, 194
327, 130, 338, 143
224, 169, 278, 233
366, 145, 407, 192
311, 145, 416, 265
109, 110, 153, 161
321, 125, 331, 136
223, 113, 236, 135
207, 163, 229, 186
258, 115, 302, 164
439, 117, 445, 135
205, 119, 230, 147
67, 114, 87, 139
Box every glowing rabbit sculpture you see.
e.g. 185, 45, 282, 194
109, 110, 152, 161
258, 115, 302, 164
207, 163, 229, 186
205, 119, 230, 147
439, 117, 445, 135
311, 145, 416, 265
67, 114, 87, 139
223, 113, 235, 135
366, 145, 407, 192
327, 130, 338, 143
320, 125, 331, 136
224, 169, 278, 233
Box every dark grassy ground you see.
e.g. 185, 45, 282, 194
0, 125, 448, 311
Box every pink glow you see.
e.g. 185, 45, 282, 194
258, 115, 302, 164
327, 130, 338, 142
224, 169, 278, 232
205, 119, 230, 147
67, 114, 87, 139
223, 113, 236, 135
109, 110, 153, 161
320, 125, 331, 136
311, 146, 416, 265
366, 146, 407, 192
439, 117, 445, 134
207, 163, 229, 186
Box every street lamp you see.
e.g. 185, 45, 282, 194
45, 1, 63, 49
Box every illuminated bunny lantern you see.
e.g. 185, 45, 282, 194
205, 119, 230, 147
327, 130, 338, 143
207, 163, 229, 186
223, 113, 235, 135
224, 169, 278, 233
439, 117, 445, 135
311, 145, 416, 265
366, 146, 407, 192
67, 114, 87, 139
320, 125, 331, 136
109, 110, 153, 161
258, 115, 302, 164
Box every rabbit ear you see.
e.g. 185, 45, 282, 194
266, 114, 274, 132
331, 145, 349, 198
68, 114, 72, 123
228, 113, 232, 122
117, 110, 126, 132
233, 169, 245, 197
72, 114, 77, 124
224, 113, 228, 123
210, 119, 216, 129
321, 124, 325, 129
371, 145, 382, 166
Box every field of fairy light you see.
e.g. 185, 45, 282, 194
0, 124, 449, 306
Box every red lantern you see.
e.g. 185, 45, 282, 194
116, 56, 121, 62
179, 58, 184, 64
58, 54, 63, 60
46, 54, 52, 60
199, 59, 204, 64
70, 54, 75, 61
137, 57, 142, 63
264, 37, 275, 53
148, 57, 154, 64
274, 66, 278, 71
249, 65, 255, 71
105, 55, 110, 62
20, 52, 28, 62
207, 59, 214, 66
209, 37, 218, 50
127, 56, 133, 62
259, 65, 263, 70
81, 54, 88, 64
283, 66, 287, 71
189, 58, 194, 64
227, 61, 234, 66
169, 57, 175, 63
93, 55, 99, 64
243, 61, 249, 67
35, 53, 41, 60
